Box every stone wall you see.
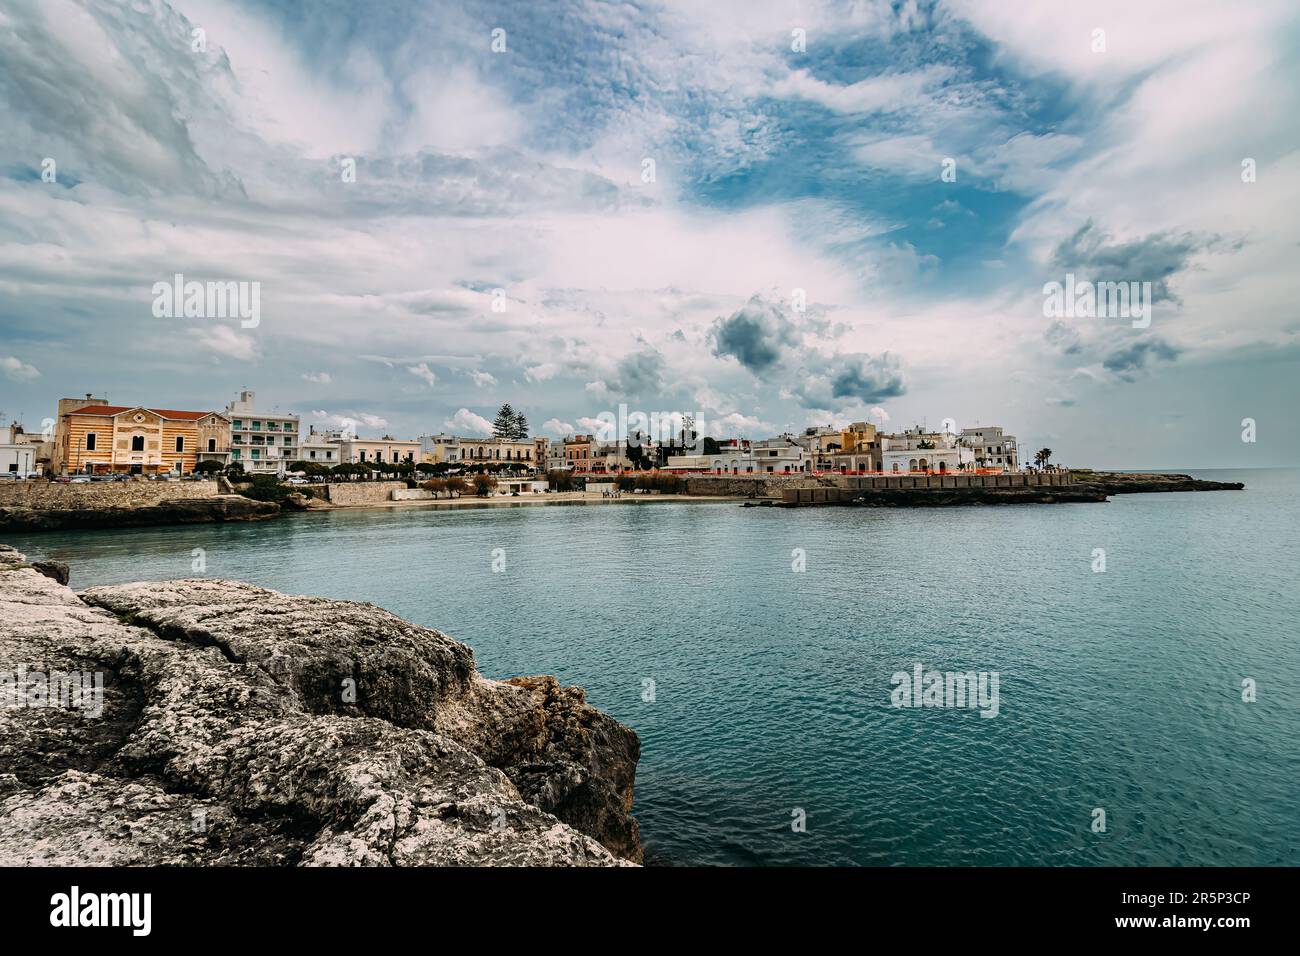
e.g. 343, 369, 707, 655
323, 481, 408, 505
0, 480, 219, 510
685, 475, 827, 498
783, 471, 1075, 504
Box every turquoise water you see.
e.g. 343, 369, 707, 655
8, 469, 1299, 866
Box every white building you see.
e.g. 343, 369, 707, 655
545, 440, 568, 472
224, 390, 300, 475
419, 433, 461, 464
299, 428, 342, 468
339, 435, 421, 465
880, 428, 975, 474
960, 426, 1019, 471
750, 437, 810, 474
2, 423, 38, 476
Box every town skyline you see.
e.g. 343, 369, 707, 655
3, 0, 1299, 470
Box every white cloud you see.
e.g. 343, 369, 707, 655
469, 370, 496, 387
194, 325, 257, 361
524, 363, 560, 383
443, 407, 492, 436
542, 417, 574, 436
407, 362, 436, 387
301, 371, 331, 384
1, 355, 40, 382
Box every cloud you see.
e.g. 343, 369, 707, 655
794, 354, 907, 408
542, 417, 574, 435
1044, 321, 1083, 356
194, 325, 257, 361
443, 407, 492, 436
1051, 221, 1216, 304
1, 355, 40, 382
301, 371, 332, 384
709, 297, 797, 373
1101, 337, 1182, 380
407, 362, 436, 387
469, 370, 496, 387
311, 409, 390, 434
610, 348, 665, 397
524, 363, 560, 383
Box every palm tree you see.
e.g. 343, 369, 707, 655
1034, 448, 1053, 470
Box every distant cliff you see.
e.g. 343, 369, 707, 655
0, 544, 641, 866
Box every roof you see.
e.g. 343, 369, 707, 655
68, 405, 219, 422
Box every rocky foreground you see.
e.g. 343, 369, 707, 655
0, 544, 640, 866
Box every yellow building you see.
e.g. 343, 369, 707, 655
56, 401, 230, 475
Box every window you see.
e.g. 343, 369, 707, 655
309, 451, 316, 459
85, 433, 97, 451
175, 436, 184, 453
132, 435, 145, 452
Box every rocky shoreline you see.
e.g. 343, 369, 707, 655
1069, 470, 1246, 494
0, 495, 280, 533
0, 543, 641, 866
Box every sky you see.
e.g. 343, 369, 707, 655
1, 0, 1297, 468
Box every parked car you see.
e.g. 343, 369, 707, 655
286, 477, 308, 485
69, 476, 91, 483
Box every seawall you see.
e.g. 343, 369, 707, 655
0, 479, 278, 532
0, 543, 641, 866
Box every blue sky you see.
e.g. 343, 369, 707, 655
1, 0, 1298, 467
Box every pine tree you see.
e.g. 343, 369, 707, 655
492, 404, 515, 439
511, 412, 529, 440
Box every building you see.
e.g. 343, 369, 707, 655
419, 433, 461, 465
544, 440, 568, 472
458, 437, 537, 468
828, 421, 879, 473
960, 426, 1020, 471
55, 401, 230, 475
337, 435, 421, 465
563, 435, 593, 472
2, 423, 38, 476
224, 390, 300, 476
880, 427, 975, 474
750, 437, 810, 474
533, 436, 550, 469
591, 440, 633, 474
664, 439, 756, 474
299, 428, 342, 468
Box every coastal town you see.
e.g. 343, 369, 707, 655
1, 387, 1042, 484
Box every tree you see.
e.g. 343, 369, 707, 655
194, 460, 223, 476
421, 477, 447, 497
511, 411, 529, 440
492, 404, 515, 439
703, 437, 721, 455
472, 474, 498, 497
444, 476, 469, 498
416, 462, 436, 476
1034, 448, 1053, 470
287, 460, 310, 473
225, 461, 245, 477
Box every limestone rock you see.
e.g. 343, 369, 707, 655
0, 546, 640, 866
